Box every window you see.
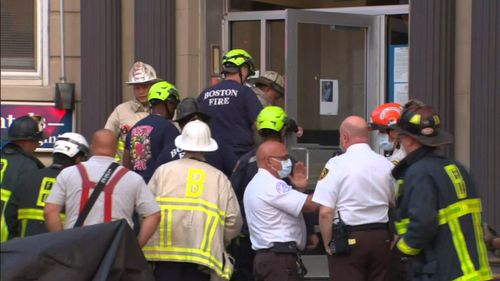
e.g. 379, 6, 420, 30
1, 0, 48, 84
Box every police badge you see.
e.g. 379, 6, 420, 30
319, 167, 329, 180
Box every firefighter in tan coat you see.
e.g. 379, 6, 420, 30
144, 120, 243, 281
104, 61, 160, 161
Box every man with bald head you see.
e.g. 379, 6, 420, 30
313, 116, 394, 281
44, 129, 161, 247
244, 140, 317, 281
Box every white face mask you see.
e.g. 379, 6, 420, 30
272, 158, 293, 179
378, 133, 394, 151
278, 158, 293, 178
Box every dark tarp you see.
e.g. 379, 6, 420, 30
1, 220, 155, 281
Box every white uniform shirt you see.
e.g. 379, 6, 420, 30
244, 168, 307, 250
312, 143, 394, 225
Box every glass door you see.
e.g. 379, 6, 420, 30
225, 10, 383, 185
285, 10, 383, 186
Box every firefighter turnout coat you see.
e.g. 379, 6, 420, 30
144, 157, 243, 280
5, 164, 64, 238
392, 146, 492, 281
104, 99, 149, 161
1, 143, 44, 242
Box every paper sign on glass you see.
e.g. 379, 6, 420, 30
320, 79, 339, 116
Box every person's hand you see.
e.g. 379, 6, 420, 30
390, 234, 399, 250
324, 242, 332, 255
306, 233, 320, 250
288, 161, 307, 192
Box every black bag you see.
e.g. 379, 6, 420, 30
329, 211, 351, 255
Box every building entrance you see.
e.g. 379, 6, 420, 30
225, 6, 408, 279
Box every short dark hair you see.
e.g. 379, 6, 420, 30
258, 128, 281, 140
53, 151, 85, 167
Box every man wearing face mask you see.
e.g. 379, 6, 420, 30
369, 102, 405, 166
313, 116, 394, 281
370, 100, 429, 281
244, 141, 317, 281
229, 106, 310, 281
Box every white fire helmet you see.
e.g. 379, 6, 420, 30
53, 132, 90, 158
126, 61, 159, 85
174, 120, 218, 152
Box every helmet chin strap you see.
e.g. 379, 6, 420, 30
238, 68, 245, 85
160, 102, 174, 119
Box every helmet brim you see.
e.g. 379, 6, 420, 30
174, 135, 218, 152
391, 124, 453, 147
249, 77, 284, 97
368, 123, 391, 131
8, 131, 45, 141
125, 78, 162, 85
222, 63, 255, 77
174, 112, 211, 123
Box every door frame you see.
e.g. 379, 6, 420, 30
223, 8, 392, 128
284, 9, 384, 147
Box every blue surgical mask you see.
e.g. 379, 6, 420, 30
378, 133, 394, 151
276, 158, 293, 179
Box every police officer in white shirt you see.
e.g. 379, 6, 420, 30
244, 140, 317, 281
313, 116, 394, 281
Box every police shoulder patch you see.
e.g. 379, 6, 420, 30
319, 168, 329, 180
275, 181, 292, 194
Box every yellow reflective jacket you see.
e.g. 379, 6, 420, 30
144, 158, 242, 280
1, 143, 44, 242
392, 147, 492, 281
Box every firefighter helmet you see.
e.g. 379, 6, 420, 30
148, 81, 180, 104
53, 132, 90, 158
8, 115, 45, 141
221, 49, 255, 76
369, 102, 403, 130
390, 104, 453, 147
249, 71, 285, 97
173, 97, 210, 123
175, 120, 218, 152
126, 61, 159, 85
256, 106, 287, 132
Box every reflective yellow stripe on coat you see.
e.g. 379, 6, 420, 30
395, 199, 491, 279
394, 163, 492, 280
17, 208, 66, 238
143, 197, 232, 279
1, 188, 12, 242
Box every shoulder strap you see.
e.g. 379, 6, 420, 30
102, 167, 129, 222
74, 162, 120, 228
76, 163, 94, 214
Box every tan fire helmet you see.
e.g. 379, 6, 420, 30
249, 71, 285, 97
126, 61, 159, 85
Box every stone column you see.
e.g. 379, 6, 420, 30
409, 0, 455, 157
81, 0, 122, 140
